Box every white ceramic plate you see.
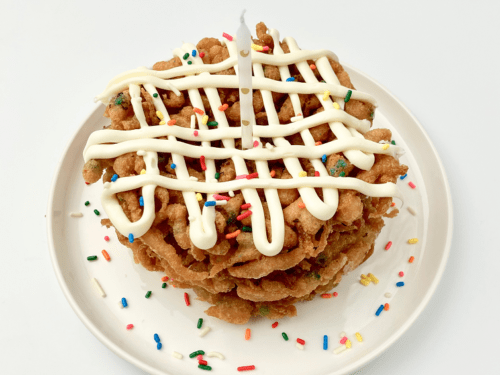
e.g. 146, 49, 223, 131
47, 65, 452, 375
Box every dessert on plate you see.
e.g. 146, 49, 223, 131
82, 22, 407, 324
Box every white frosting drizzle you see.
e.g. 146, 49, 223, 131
85, 29, 402, 256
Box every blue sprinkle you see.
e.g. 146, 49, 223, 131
204, 201, 216, 207
111, 174, 118, 182
400, 173, 407, 180
321, 154, 327, 163
171, 163, 176, 169
128, 233, 134, 243
139, 196, 144, 207
192, 50, 197, 57
375, 304, 384, 316
157, 342, 162, 350
121, 298, 128, 308
286, 77, 295, 82
154, 333, 160, 343
396, 281, 405, 287
323, 335, 328, 350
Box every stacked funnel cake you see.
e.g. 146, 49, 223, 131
83, 23, 408, 324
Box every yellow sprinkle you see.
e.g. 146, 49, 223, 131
360, 279, 371, 286
360, 274, 369, 279
323, 90, 330, 101
140, 169, 146, 175
251, 43, 263, 51
156, 110, 164, 120
298, 171, 307, 177
382, 144, 390, 150
345, 339, 352, 349
196, 193, 202, 201
408, 238, 419, 244
367, 273, 379, 284
333, 102, 340, 110
202, 115, 208, 125
355, 332, 363, 342
159, 120, 166, 125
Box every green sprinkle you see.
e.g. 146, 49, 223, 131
242, 226, 252, 232
153, 93, 158, 98
189, 350, 205, 358
282, 332, 289, 341
321, 80, 326, 83
336, 160, 347, 168
87, 256, 98, 261
330, 168, 336, 176
370, 112, 374, 118
162, 283, 167, 289
145, 291, 152, 299
227, 212, 237, 225
93, 209, 100, 216
183, 53, 189, 60
339, 171, 346, 177
114, 94, 124, 106
344, 90, 352, 103
315, 272, 321, 279
207, 121, 218, 127
197, 318, 203, 329
198, 364, 212, 371
391, 140, 396, 145
85, 201, 90, 206
259, 306, 270, 316
215, 172, 220, 180
187, 60, 192, 65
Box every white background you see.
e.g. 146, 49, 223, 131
1, 0, 499, 374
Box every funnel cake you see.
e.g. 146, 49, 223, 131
82, 23, 408, 324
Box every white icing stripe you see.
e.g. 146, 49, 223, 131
85, 132, 400, 163
96, 75, 376, 106
83, 108, 371, 154
103, 49, 339, 91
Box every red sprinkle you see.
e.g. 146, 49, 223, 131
321, 293, 332, 298
126, 324, 134, 330
262, 46, 269, 52
297, 338, 305, 345
408, 181, 416, 189
193, 107, 204, 115
315, 141, 322, 146
384, 303, 390, 311
198, 360, 208, 366
222, 32, 233, 41
101, 249, 110, 261
161, 276, 169, 282
104, 236, 110, 241
199, 52, 205, 58
240, 203, 252, 210
194, 130, 199, 137
213, 194, 230, 201
184, 292, 190, 306
333, 292, 338, 297
237, 210, 252, 221
385, 241, 393, 250
270, 170, 276, 178
340, 336, 347, 345
298, 202, 306, 209
310, 64, 316, 70
253, 140, 259, 148
391, 202, 396, 207
218, 103, 229, 111
197, 354, 204, 360
271, 322, 279, 329
200, 155, 207, 171
167, 119, 176, 126
246, 172, 259, 180
314, 171, 320, 177
399, 271, 404, 277
237, 366, 256, 372
85, 182, 89, 185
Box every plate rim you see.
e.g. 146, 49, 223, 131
46, 64, 453, 375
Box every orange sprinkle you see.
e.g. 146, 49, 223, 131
161, 276, 169, 282
167, 119, 176, 126
315, 141, 322, 146
218, 103, 229, 111
101, 249, 110, 261
270, 170, 276, 178
409, 256, 415, 263
321, 293, 332, 298
193, 107, 204, 115
298, 202, 306, 209
391, 202, 396, 207
310, 64, 316, 70
245, 328, 251, 340
225, 230, 241, 239
384, 303, 390, 311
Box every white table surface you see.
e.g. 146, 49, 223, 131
1, 0, 499, 373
